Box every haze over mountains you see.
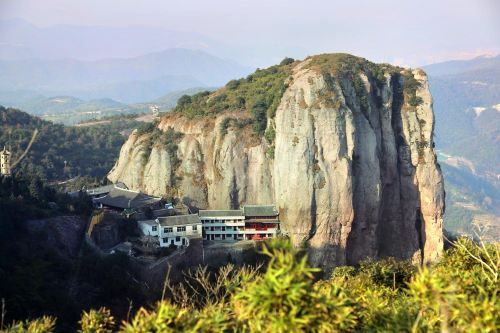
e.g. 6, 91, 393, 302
0, 17, 498, 240
0, 48, 251, 104
0, 18, 228, 61
423, 55, 500, 239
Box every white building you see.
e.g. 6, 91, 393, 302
138, 214, 202, 247
199, 209, 246, 241
199, 205, 280, 241
0, 146, 11, 176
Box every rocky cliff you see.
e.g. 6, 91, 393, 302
108, 54, 445, 269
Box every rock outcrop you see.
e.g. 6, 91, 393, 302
108, 54, 445, 269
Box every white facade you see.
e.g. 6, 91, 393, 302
138, 220, 160, 237
199, 208, 280, 241
200, 211, 246, 241
159, 223, 200, 247
138, 214, 202, 247
0, 147, 11, 176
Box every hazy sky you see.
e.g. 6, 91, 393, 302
0, 0, 499, 67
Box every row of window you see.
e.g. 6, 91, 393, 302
151, 225, 198, 233
162, 236, 187, 246
205, 233, 275, 240
201, 219, 244, 224
204, 226, 244, 231
206, 234, 244, 240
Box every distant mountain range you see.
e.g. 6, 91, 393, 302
0, 48, 252, 104
5, 87, 215, 125
423, 55, 500, 239
0, 18, 228, 61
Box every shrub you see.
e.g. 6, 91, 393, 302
409, 95, 424, 107
232, 238, 357, 332
2, 316, 56, 333
176, 95, 192, 108
279, 57, 295, 66
219, 118, 231, 137
263, 126, 275, 144
78, 308, 114, 333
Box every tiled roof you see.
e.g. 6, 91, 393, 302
243, 205, 278, 217
94, 187, 161, 209
138, 219, 158, 226
157, 214, 201, 226
87, 182, 126, 196
198, 209, 244, 217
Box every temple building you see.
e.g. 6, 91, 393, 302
93, 186, 162, 213
0, 146, 11, 176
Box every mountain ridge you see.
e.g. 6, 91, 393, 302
0, 48, 252, 103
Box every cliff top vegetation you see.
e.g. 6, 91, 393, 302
170, 54, 424, 137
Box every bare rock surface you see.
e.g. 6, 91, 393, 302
108, 54, 445, 269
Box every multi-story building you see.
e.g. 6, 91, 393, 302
242, 205, 280, 240
199, 205, 280, 241
0, 146, 11, 176
138, 214, 202, 247
199, 209, 246, 241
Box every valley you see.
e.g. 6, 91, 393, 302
423, 56, 500, 240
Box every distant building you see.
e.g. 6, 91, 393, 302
68, 182, 127, 199
85, 182, 127, 198
150, 105, 160, 117
138, 214, 202, 247
0, 146, 11, 176
199, 205, 280, 241
94, 186, 162, 212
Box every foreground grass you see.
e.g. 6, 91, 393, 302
2, 237, 499, 333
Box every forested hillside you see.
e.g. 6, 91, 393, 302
0, 106, 137, 181
424, 56, 500, 239
0, 172, 148, 332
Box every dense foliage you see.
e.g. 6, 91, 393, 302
0, 106, 129, 181
0, 172, 149, 333
172, 59, 295, 135
3, 237, 498, 332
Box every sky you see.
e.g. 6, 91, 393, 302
0, 0, 499, 67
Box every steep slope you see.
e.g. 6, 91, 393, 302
109, 54, 444, 269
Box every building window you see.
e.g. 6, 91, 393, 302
162, 237, 168, 243
176, 236, 180, 242
210, 227, 214, 231
192, 225, 198, 231
177, 226, 186, 232
152, 226, 157, 232
164, 227, 173, 233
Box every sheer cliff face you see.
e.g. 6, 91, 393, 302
108, 55, 445, 268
